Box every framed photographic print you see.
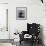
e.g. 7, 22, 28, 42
16, 7, 27, 20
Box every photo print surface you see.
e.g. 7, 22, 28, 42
16, 7, 27, 20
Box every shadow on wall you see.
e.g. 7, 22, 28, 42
40, 25, 45, 46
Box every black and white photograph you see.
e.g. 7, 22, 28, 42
16, 7, 27, 20
0, 0, 46, 46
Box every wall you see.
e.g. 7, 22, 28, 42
0, 0, 8, 3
